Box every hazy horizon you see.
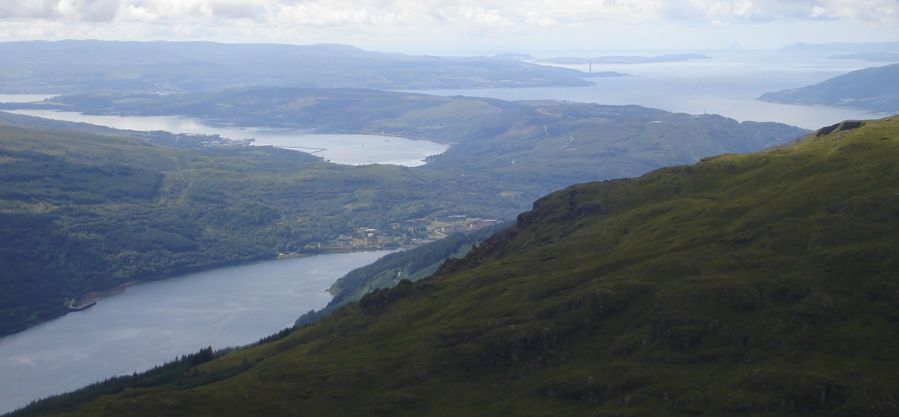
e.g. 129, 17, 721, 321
1, 1, 898, 55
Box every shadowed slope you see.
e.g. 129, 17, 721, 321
18, 115, 899, 417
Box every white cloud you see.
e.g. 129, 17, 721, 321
3, 0, 896, 25
0, 0, 896, 50
0, 0, 120, 20
811, 0, 898, 22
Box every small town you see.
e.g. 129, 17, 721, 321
278, 214, 501, 257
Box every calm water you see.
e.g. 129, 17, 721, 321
412, 51, 890, 129
4, 109, 449, 167
0, 251, 390, 414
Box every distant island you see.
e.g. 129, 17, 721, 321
758, 63, 899, 113
0, 40, 596, 93
538, 53, 710, 65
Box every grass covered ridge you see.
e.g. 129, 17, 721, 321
0, 92, 805, 336
18, 115, 899, 416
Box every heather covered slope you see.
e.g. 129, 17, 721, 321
21, 116, 899, 417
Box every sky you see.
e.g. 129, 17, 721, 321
0, 0, 898, 54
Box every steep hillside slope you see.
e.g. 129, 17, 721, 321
759, 63, 899, 113
19, 116, 899, 417
294, 224, 506, 327
0, 99, 804, 337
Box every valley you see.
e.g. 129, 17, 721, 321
11, 115, 897, 417
2, 33, 898, 417
0, 91, 806, 338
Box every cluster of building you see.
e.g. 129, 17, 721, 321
283, 214, 500, 256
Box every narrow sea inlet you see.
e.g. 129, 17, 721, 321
2, 109, 449, 167
0, 251, 390, 414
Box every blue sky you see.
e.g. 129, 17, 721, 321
1, 0, 897, 53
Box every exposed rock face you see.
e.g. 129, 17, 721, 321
816, 120, 865, 137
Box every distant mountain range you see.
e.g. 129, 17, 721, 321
759, 63, 899, 113
15, 115, 899, 417
0, 40, 595, 93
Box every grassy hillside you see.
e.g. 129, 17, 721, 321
4, 88, 806, 191
16, 116, 899, 417
759, 63, 899, 113
0, 93, 804, 336
294, 224, 506, 327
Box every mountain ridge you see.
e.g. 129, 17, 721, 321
12, 114, 898, 417
0, 94, 806, 337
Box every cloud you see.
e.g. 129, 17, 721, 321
810, 0, 898, 22
0, 0, 896, 50
0, 0, 120, 21
652, 0, 898, 23
3, 0, 896, 26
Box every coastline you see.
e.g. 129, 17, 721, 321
0, 246, 409, 339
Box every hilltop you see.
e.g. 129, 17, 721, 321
14, 115, 899, 417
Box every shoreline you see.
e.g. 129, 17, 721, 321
0, 248, 397, 340
0, 104, 460, 147
72, 280, 143, 310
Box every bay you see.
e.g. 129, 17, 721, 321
3, 109, 449, 167
411, 51, 889, 130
